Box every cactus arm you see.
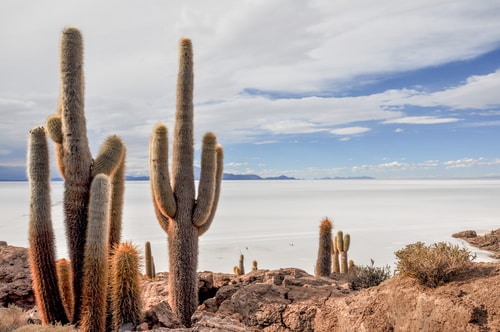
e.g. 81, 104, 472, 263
27, 127, 69, 325
46, 115, 63, 144
193, 132, 217, 226
336, 231, 344, 252
172, 38, 195, 200
108, 149, 126, 250
197, 144, 224, 236
149, 124, 176, 218
46, 114, 66, 179
91, 135, 126, 178
80, 174, 111, 332
344, 233, 350, 252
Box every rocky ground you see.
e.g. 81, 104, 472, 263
1, 231, 499, 331
453, 228, 500, 259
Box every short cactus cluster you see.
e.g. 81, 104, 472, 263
314, 218, 352, 276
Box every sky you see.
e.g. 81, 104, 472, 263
1, 0, 500, 179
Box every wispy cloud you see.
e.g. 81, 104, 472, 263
383, 116, 461, 125
330, 126, 371, 136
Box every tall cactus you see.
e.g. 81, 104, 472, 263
149, 38, 224, 327
27, 127, 69, 325
336, 231, 350, 274
43, 26, 126, 325
315, 218, 333, 277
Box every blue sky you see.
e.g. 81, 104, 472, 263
1, 0, 500, 179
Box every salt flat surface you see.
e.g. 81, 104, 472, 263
1, 179, 498, 274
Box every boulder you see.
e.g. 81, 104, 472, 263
0, 244, 35, 309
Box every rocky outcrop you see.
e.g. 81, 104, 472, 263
141, 264, 499, 331
453, 228, 500, 259
0, 244, 35, 309
2, 241, 499, 331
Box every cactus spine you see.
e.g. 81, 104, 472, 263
111, 242, 142, 331
27, 127, 69, 325
315, 218, 333, 277
149, 38, 224, 327
336, 231, 350, 274
56, 258, 74, 322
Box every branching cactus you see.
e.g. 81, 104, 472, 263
149, 38, 224, 327
44, 26, 126, 324
315, 218, 333, 277
336, 231, 351, 274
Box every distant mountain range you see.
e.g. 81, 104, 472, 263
0, 165, 298, 181
315, 176, 375, 180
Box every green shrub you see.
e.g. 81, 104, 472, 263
349, 259, 392, 289
395, 241, 474, 288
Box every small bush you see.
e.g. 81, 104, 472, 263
349, 259, 392, 289
395, 241, 474, 288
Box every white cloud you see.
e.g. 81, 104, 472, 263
1, 1, 500, 177
383, 116, 461, 125
330, 126, 371, 136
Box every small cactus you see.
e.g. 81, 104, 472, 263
56, 258, 74, 322
348, 259, 355, 273
315, 218, 333, 277
239, 254, 245, 275
233, 266, 242, 276
252, 260, 258, 271
111, 242, 142, 332
144, 241, 153, 279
